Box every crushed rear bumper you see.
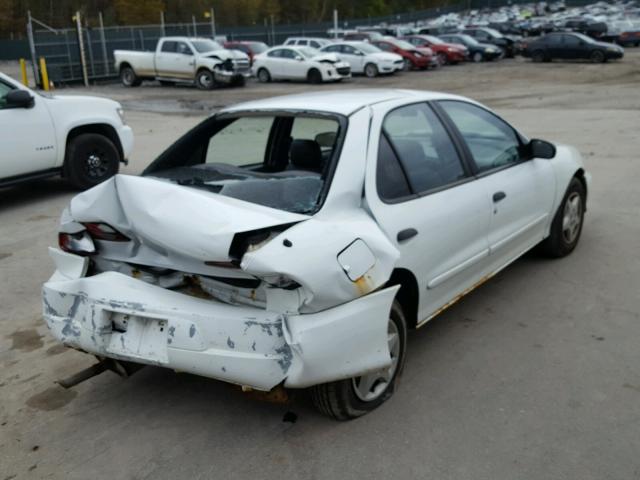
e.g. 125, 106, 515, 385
42, 248, 398, 391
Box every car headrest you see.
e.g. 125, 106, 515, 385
290, 139, 323, 172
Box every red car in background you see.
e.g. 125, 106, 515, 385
371, 37, 437, 70
402, 35, 468, 65
224, 41, 269, 65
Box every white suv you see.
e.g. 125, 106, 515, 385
0, 72, 133, 189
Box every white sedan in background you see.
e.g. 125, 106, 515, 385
321, 41, 404, 77
252, 46, 351, 83
43, 89, 589, 420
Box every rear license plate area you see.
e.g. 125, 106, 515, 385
107, 312, 169, 364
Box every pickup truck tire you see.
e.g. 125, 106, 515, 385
120, 66, 141, 87
65, 133, 120, 190
310, 300, 407, 420
257, 68, 271, 83
196, 69, 215, 90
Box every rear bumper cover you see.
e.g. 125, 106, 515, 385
42, 248, 398, 390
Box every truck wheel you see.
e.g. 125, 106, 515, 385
257, 68, 271, 83
64, 133, 120, 190
307, 68, 322, 84
120, 66, 141, 87
196, 69, 215, 90
310, 300, 407, 421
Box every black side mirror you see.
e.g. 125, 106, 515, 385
527, 138, 556, 159
5, 90, 34, 109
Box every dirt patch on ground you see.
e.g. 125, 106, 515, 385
7, 329, 44, 352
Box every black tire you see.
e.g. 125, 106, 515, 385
257, 68, 271, 83
307, 68, 322, 84
64, 133, 120, 190
590, 49, 605, 63
196, 69, 215, 90
437, 52, 448, 65
310, 300, 407, 421
472, 51, 483, 63
364, 62, 379, 78
120, 66, 141, 87
532, 50, 546, 63
540, 177, 586, 258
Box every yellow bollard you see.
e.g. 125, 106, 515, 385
39, 57, 50, 91
19, 58, 28, 86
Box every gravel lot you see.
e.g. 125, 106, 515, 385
1, 53, 640, 479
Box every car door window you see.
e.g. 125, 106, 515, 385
310, 41, 320, 48
381, 103, 466, 195
342, 45, 358, 55
563, 34, 580, 46
176, 42, 192, 55
161, 41, 177, 53
324, 45, 340, 53
376, 42, 392, 51
268, 49, 283, 58
281, 49, 297, 59
0, 81, 15, 109
439, 100, 521, 173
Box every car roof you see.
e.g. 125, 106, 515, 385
221, 89, 465, 116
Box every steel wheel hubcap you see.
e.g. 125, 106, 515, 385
352, 319, 400, 402
85, 153, 107, 178
562, 192, 582, 243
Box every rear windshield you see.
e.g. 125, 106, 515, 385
143, 113, 344, 214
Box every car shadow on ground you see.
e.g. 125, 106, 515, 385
0, 178, 77, 214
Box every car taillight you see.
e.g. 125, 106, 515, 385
82, 222, 130, 242
59, 231, 96, 256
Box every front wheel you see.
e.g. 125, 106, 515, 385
540, 177, 586, 257
364, 62, 379, 78
196, 69, 215, 90
437, 52, 448, 65
472, 51, 483, 62
307, 68, 322, 84
590, 50, 606, 63
64, 133, 120, 190
310, 300, 407, 420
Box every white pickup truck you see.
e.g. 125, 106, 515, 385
0, 72, 133, 190
114, 37, 251, 90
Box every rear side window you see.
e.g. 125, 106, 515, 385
380, 103, 466, 196
377, 134, 411, 200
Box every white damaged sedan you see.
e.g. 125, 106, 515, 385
43, 89, 589, 419
252, 46, 351, 83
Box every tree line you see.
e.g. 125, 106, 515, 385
0, 0, 451, 39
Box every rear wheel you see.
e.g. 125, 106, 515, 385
364, 62, 379, 78
532, 50, 546, 62
310, 300, 407, 420
120, 66, 141, 87
307, 68, 322, 84
64, 133, 120, 190
540, 177, 585, 257
590, 49, 605, 63
257, 68, 271, 83
196, 69, 215, 90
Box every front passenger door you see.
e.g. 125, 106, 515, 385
437, 100, 555, 266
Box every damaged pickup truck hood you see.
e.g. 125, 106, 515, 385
66, 174, 308, 275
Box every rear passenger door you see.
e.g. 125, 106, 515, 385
365, 102, 493, 324
436, 100, 555, 268
340, 45, 365, 73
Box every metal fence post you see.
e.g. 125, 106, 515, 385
99, 12, 109, 75
210, 8, 216, 38
75, 11, 89, 87
26, 11, 41, 87
85, 27, 96, 76
192, 15, 197, 36
160, 11, 166, 36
